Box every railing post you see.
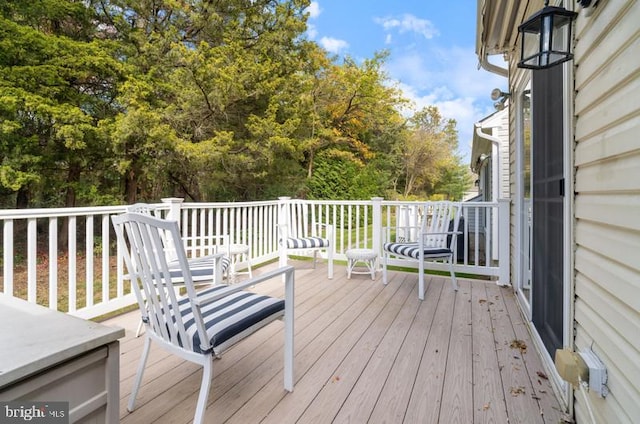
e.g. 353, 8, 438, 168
3, 219, 14, 296
278, 197, 291, 268
371, 197, 383, 267
162, 197, 184, 226
498, 198, 511, 286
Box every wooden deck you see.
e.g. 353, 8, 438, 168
103, 260, 566, 423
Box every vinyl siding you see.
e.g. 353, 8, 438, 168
573, 1, 640, 423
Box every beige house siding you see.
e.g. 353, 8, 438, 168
573, 1, 640, 423
477, 0, 639, 420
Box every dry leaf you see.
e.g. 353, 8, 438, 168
482, 403, 490, 411
536, 371, 548, 380
510, 386, 526, 396
510, 339, 528, 353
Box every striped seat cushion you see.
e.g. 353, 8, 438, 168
174, 285, 285, 354
285, 237, 329, 249
383, 242, 452, 259
166, 255, 231, 283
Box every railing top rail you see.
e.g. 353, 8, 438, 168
0, 205, 134, 220
181, 200, 279, 209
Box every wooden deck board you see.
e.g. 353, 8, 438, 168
439, 279, 474, 423
368, 273, 444, 424
471, 280, 510, 423
103, 260, 565, 423
490, 284, 566, 423
403, 275, 457, 423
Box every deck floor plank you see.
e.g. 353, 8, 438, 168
488, 283, 545, 424
471, 281, 510, 423
102, 261, 565, 423
224, 268, 388, 424
403, 275, 457, 423
296, 273, 415, 423
439, 279, 474, 423
368, 274, 444, 423
489, 284, 566, 423
258, 268, 405, 424
331, 275, 422, 423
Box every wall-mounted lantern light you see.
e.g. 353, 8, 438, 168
517, 1, 578, 70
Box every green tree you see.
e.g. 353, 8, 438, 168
300, 51, 406, 199
0, 0, 125, 208
392, 106, 469, 199
107, 0, 312, 202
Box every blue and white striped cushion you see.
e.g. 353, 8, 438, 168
174, 285, 285, 354
383, 242, 451, 259
285, 237, 329, 249
166, 255, 231, 283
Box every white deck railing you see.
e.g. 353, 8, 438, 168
0, 197, 509, 319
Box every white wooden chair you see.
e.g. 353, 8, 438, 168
124, 204, 232, 337
382, 202, 462, 300
278, 200, 334, 279
126, 203, 232, 284
112, 212, 295, 424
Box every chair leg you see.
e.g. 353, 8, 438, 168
135, 319, 144, 338
193, 358, 213, 424
449, 257, 459, 291
418, 261, 425, 301
284, 275, 295, 392
382, 253, 388, 285
279, 246, 287, 268
369, 258, 375, 280
127, 335, 152, 412
246, 253, 253, 278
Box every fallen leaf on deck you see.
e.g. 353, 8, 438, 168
510, 339, 527, 353
479, 299, 487, 304
510, 386, 526, 396
482, 403, 490, 411
536, 371, 548, 380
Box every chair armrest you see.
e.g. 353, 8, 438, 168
194, 265, 296, 307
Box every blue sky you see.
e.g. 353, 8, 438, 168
304, 0, 507, 162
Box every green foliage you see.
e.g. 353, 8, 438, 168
0, 0, 471, 207
307, 151, 390, 200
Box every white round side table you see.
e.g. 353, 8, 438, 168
345, 248, 377, 280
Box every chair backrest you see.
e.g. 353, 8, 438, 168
421, 202, 462, 250
125, 203, 181, 260
112, 212, 211, 353
280, 199, 320, 239
127, 203, 159, 216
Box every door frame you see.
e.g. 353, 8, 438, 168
512, 62, 575, 409
514, 73, 533, 319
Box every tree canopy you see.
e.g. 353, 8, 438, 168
0, 0, 472, 207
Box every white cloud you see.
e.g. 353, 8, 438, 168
319, 37, 349, 54
307, 23, 318, 40
374, 14, 439, 40
306, 2, 321, 19
392, 78, 498, 161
